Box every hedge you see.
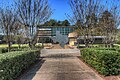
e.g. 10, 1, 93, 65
0, 50, 40, 80
93, 47, 120, 53
0, 48, 8, 53
0, 47, 31, 54
81, 48, 120, 76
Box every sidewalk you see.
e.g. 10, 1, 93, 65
20, 49, 103, 80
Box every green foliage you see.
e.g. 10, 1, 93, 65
61, 20, 70, 26
39, 19, 71, 26
0, 48, 8, 53
113, 44, 120, 48
94, 47, 117, 51
0, 46, 30, 54
35, 45, 42, 48
81, 48, 120, 76
0, 50, 40, 80
14, 35, 24, 44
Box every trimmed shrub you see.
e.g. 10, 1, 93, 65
90, 47, 113, 50
0, 50, 40, 80
10, 47, 30, 52
0, 48, 8, 53
81, 48, 120, 76
0, 47, 31, 54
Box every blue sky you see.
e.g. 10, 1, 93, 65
0, 0, 71, 21
49, 0, 71, 21
0, 0, 72, 34
0, 0, 119, 27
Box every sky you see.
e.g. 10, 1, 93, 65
49, 0, 72, 21
0, 0, 72, 34
0, 0, 72, 21
0, 0, 119, 27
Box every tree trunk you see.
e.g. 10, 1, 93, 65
7, 34, 11, 52
18, 44, 21, 49
42, 40, 44, 48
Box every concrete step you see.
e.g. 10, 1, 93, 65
41, 49, 80, 54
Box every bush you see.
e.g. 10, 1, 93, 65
94, 47, 120, 52
0, 46, 30, 54
35, 44, 42, 48
81, 48, 120, 76
10, 47, 30, 52
0, 50, 40, 80
0, 48, 8, 53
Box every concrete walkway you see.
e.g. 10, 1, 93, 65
20, 49, 103, 80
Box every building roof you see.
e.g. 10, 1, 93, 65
78, 36, 106, 39
38, 28, 52, 31
37, 26, 76, 28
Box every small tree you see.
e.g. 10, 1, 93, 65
0, 8, 17, 52
48, 19, 57, 26
16, 0, 52, 48
99, 11, 115, 47
68, 0, 120, 48
115, 29, 120, 44
68, 0, 102, 47
98, 0, 120, 48
62, 20, 70, 26
14, 35, 24, 48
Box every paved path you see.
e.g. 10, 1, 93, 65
52, 44, 63, 49
20, 49, 103, 80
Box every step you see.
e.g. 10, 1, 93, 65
41, 49, 80, 54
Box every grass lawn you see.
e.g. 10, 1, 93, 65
0, 43, 42, 48
78, 44, 120, 48
113, 44, 120, 47
0, 44, 29, 48
78, 44, 104, 47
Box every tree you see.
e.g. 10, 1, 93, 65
57, 21, 62, 26
68, 0, 102, 47
40, 19, 58, 26
62, 20, 70, 26
0, 8, 17, 52
13, 23, 26, 48
14, 35, 23, 48
98, 0, 120, 47
48, 19, 57, 26
115, 29, 120, 44
68, 0, 120, 48
99, 11, 116, 47
16, 0, 52, 48
40, 19, 70, 26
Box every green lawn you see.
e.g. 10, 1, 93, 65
78, 44, 103, 47
78, 44, 120, 48
0, 44, 29, 48
113, 44, 120, 47
0, 43, 42, 48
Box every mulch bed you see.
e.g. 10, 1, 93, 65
77, 56, 120, 80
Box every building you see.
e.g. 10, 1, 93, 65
36, 26, 75, 43
77, 36, 106, 44
36, 26, 105, 46
68, 32, 78, 46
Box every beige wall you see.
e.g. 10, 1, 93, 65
69, 38, 77, 46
